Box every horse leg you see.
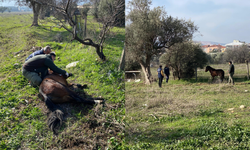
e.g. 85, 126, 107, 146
69, 90, 105, 104
220, 75, 223, 83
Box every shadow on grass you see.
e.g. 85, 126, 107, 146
126, 117, 250, 149
181, 75, 248, 84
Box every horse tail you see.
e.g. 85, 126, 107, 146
221, 70, 224, 82
39, 88, 64, 134
45, 97, 64, 134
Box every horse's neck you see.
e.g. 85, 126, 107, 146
208, 69, 213, 74
209, 67, 215, 71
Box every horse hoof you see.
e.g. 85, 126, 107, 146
94, 100, 105, 104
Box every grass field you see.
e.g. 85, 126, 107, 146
0, 12, 125, 149
125, 64, 250, 149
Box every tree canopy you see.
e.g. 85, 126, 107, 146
160, 42, 208, 79
0, 6, 8, 13
126, 0, 198, 84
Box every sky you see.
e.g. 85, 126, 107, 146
126, 0, 250, 44
3, 0, 250, 44
0, 1, 16, 6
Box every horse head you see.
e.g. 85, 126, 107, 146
205, 66, 210, 72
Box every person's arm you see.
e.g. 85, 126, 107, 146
228, 65, 232, 73
44, 58, 66, 75
161, 70, 164, 76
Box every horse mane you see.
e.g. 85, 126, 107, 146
206, 66, 215, 71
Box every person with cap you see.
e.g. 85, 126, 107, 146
157, 65, 164, 88
22, 52, 72, 87
25, 46, 51, 61
228, 61, 235, 85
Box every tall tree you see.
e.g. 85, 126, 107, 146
0, 6, 8, 13
80, 3, 90, 38
89, 0, 100, 19
126, 0, 198, 84
16, 0, 54, 26
160, 42, 208, 80
223, 45, 250, 63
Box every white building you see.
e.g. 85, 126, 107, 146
225, 40, 245, 49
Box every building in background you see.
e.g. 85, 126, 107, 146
202, 44, 226, 53
225, 40, 245, 49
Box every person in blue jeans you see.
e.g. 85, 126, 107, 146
157, 65, 164, 87
164, 65, 170, 83
25, 46, 51, 61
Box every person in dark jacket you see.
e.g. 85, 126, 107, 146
25, 46, 51, 61
228, 61, 234, 85
164, 65, 170, 83
157, 65, 164, 87
22, 52, 71, 87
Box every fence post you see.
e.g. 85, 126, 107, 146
195, 63, 197, 82
246, 60, 249, 80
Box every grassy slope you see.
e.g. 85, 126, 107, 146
125, 64, 250, 149
0, 13, 125, 149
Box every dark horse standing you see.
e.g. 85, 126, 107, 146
39, 73, 104, 134
205, 66, 224, 82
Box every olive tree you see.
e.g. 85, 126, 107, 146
15, 0, 55, 26
0, 6, 7, 13
126, 0, 198, 84
34, 0, 124, 61
223, 45, 250, 63
160, 42, 208, 80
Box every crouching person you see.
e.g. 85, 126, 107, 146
22, 52, 71, 87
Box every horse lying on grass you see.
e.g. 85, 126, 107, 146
205, 66, 224, 83
38, 73, 104, 134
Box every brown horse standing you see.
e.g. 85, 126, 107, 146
39, 73, 104, 134
205, 66, 224, 82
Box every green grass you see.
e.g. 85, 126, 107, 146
125, 64, 250, 149
0, 12, 125, 149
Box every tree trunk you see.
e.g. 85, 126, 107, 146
39, 6, 44, 20
139, 56, 152, 85
74, 36, 106, 61
31, 2, 41, 26
246, 60, 249, 80
118, 48, 125, 71
140, 63, 151, 85
84, 15, 87, 38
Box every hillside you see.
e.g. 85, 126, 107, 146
194, 41, 226, 46
0, 13, 125, 149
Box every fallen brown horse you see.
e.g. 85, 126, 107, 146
205, 66, 224, 82
39, 73, 104, 134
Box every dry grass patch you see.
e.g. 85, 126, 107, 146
126, 83, 212, 118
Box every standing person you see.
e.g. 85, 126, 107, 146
164, 65, 170, 83
157, 65, 164, 88
228, 61, 235, 85
22, 52, 72, 87
25, 46, 51, 61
